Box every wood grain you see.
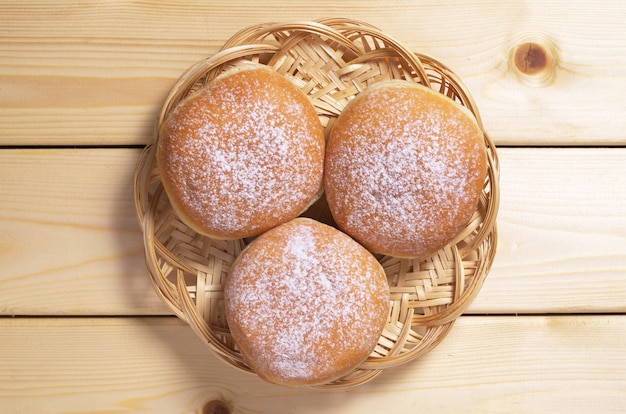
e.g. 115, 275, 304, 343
1, 1, 625, 146
0, 149, 169, 315
2, 1, 625, 410
472, 147, 626, 313
1, 147, 625, 316
2, 315, 625, 413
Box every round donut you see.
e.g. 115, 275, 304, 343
224, 218, 390, 387
157, 65, 325, 239
324, 80, 487, 258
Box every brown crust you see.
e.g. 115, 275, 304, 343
224, 218, 390, 387
324, 80, 487, 258
157, 66, 325, 239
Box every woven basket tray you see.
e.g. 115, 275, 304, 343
134, 18, 500, 388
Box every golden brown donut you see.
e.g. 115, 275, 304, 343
224, 218, 390, 387
324, 80, 487, 258
157, 65, 325, 239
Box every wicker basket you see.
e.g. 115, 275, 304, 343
134, 18, 500, 388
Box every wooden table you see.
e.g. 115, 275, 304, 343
2, 1, 625, 413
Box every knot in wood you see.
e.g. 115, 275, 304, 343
201, 399, 231, 414
514, 42, 548, 75
510, 34, 558, 87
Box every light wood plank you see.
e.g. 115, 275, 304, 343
1, 148, 625, 315
1, 315, 625, 413
0, 149, 169, 315
1, 1, 625, 145
472, 147, 626, 313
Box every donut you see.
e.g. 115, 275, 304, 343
324, 80, 487, 258
157, 65, 325, 239
224, 218, 390, 387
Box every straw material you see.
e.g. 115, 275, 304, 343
134, 18, 500, 388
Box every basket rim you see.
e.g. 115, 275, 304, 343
133, 17, 500, 388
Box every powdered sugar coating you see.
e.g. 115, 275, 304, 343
324, 81, 487, 258
157, 67, 325, 239
224, 218, 390, 387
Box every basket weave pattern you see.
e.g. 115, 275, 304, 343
134, 18, 500, 388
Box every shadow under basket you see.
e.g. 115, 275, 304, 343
134, 18, 500, 389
